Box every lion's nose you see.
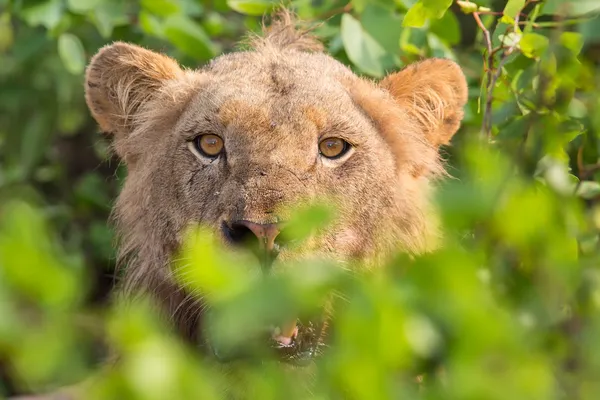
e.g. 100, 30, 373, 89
222, 220, 281, 269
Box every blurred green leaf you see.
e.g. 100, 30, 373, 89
67, 0, 102, 13
19, 113, 51, 178
543, 0, 600, 16
0, 12, 13, 52
92, 1, 130, 38
163, 14, 217, 60
74, 173, 111, 209
403, 2, 427, 27
139, 11, 165, 38
520, 32, 549, 58
576, 181, 600, 199
560, 31, 584, 55
503, 0, 525, 17
19, 0, 64, 29
430, 9, 461, 45
0, 201, 82, 308
227, 0, 276, 16
58, 33, 86, 75
361, 4, 403, 53
141, 0, 181, 16
404, 0, 452, 27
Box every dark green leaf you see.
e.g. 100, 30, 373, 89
430, 10, 461, 45
20, 114, 51, 178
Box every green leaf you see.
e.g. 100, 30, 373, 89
202, 11, 226, 36
19, 0, 64, 29
20, 113, 52, 178
163, 15, 216, 60
404, 0, 452, 27
57, 33, 86, 75
576, 181, 600, 199
520, 33, 549, 58
543, 0, 600, 16
0, 12, 13, 52
180, 0, 204, 16
579, 17, 600, 44
351, 0, 369, 13
430, 9, 461, 45
92, 1, 129, 38
227, 0, 276, 16
428, 33, 455, 59
560, 32, 584, 55
422, 0, 453, 18
139, 11, 165, 38
67, 0, 102, 13
341, 13, 386, 77
503, 0, 525, 17
74, 173, 111, 209
141, 0, 181, 16
361, 4, 403, 53
403, 2, 427, 27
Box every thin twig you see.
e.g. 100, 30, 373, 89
318, 2, 352, 20
470, 0, 538, 140
472, 11, 494, 139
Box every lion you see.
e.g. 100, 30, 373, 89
82, 9, 467, 372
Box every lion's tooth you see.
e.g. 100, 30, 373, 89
272, 319, 298, 345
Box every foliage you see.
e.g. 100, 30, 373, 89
1, 0, 600, 398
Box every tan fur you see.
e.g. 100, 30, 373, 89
84, 10, 468, 343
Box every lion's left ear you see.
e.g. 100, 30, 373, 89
380, 58, 468, 147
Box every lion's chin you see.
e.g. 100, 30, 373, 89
203, 317, 328, 367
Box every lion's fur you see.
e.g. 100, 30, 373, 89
85, 9, 468, 340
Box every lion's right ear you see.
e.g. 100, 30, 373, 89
85, 42, 183, 137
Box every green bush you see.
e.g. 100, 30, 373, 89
2, 0, 600, 398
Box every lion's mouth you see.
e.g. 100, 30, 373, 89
205, 317, 327, 366
202, 219, 329, 365
269, 319, 326, 365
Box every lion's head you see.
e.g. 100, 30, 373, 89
84, 11, 467, 364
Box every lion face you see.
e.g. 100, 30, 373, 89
84, 12, 467, 363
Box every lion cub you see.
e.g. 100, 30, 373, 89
84, 10, 467, 364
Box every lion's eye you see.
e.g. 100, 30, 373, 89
319, 138, 350, 159
194, 134, 224, 157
